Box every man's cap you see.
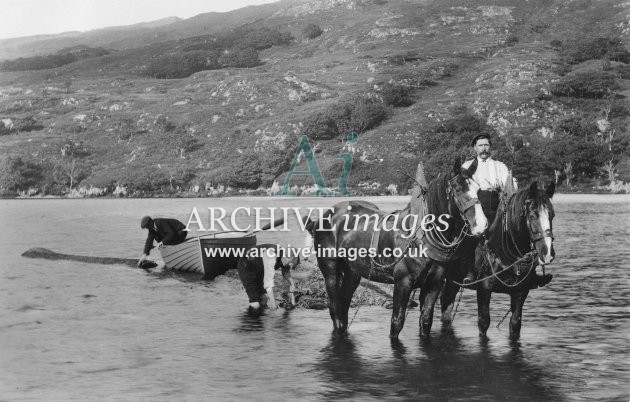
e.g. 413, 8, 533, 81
140, 216, 152, 229
471, 133, 491, 146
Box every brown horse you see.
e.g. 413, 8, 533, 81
307, 159, 488, 338
441, 181, 556, 339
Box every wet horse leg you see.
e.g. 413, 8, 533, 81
509, 290, 529, 340
419, 271, 445, 338
440, 280, 459, 325
336, 264, 362, 334
390, 276, 413, 339
477, 289, 492, 337
319, 257, 361, 334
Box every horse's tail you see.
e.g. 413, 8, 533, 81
303, 207, 336, 253
304, 217, 316, 254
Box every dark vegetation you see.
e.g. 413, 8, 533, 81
0, 46, 109, 71
145, 26, 293, 78
302, 96, 388, 141
550, 72, 620, 99
301, 24, 323, 39
560, 37, 630, 64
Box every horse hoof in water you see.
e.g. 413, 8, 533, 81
248, 302, 263, 316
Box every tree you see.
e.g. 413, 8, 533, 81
0, 156, 41, 192
600, 158, 617, 186
53, 158, 90, 191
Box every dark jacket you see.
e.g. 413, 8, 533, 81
144, 218, 187, 255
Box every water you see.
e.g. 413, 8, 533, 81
0, 195, 628, 401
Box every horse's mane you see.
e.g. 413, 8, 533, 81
425, 173, 450, 215
396, 173, 450, 217
499, 185, 552, 233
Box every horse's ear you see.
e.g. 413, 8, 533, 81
546, 181, 556, 199
528, 182, 538, 199
453, 156, 462, 177
463, 157, 478, 177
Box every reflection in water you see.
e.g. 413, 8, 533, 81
235, 311, 266, 333
316, 329, 561, 400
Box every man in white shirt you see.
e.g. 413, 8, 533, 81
462, 133, 516, 225
461, 134, 551, 288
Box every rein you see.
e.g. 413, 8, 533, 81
421, 174, 478, 257
454, 191, 550, 289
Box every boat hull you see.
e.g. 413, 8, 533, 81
159, 232, 256, 277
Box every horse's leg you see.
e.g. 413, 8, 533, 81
336, 263, 362, 334
390, 275, 413, 339
477, 289, 492, 337
509, 290, 529, 340
419, 267, 445, 338
440, 280, 459, 325
281, 265, 296, 307
319, 257, 346, 334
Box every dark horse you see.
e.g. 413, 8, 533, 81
307, 159, 488, 338
441, 181, 556, 339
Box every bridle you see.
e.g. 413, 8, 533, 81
504, 198, 554, 260
370, 174, 482, 268
482, 195, 553, 288
446, 174, 481, 234
524, 199, 554, 246
423, 175, 481, 250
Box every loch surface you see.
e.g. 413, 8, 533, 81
0, 195, 628, 400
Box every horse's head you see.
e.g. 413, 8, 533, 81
525, 181, 556, 265
447, 157, 488, 237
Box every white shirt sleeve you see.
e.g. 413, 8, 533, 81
495, 161, 517, 191
262, 255, 276, 290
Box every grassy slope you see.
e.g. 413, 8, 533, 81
0, 0, 628, 195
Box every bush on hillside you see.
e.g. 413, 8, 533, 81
561, 37, 630, 64
613, 64, 630, 79
380, 83, 414, 107
145, 51, 221, 79
550, 72, 619, 98
234, 27, 294, 50
218, 47, 261, 68
0, 54, 76, 71
0, 47, 109, 72
554, 117, 598, 139
0, 116, 44, 135
0, 156, 42, 192
227, 148, 291, 189
302, 24, 323, 39
302, 112, 339, 140
505, 34, 519, 47
303, 96, 388, 140
436, 107, 488, 136
340, 97, 387, 133
117, 165, 171, 193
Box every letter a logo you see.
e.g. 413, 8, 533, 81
277, 136, 332, 195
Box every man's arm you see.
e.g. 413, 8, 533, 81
143, 230, 156, 255
496, 161, 516, 192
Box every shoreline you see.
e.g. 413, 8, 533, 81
5, 191, 630, 200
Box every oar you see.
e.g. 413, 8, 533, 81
21, 247, 145, 268
256, 216, 290, 232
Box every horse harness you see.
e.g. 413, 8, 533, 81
368, 175, 480, 269
464, 192, 554, 289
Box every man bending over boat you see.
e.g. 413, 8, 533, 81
138, 216, 187, 267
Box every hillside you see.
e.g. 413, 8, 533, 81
1, 0, 629, 198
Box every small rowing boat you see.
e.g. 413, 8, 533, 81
159, 231, 257, 276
